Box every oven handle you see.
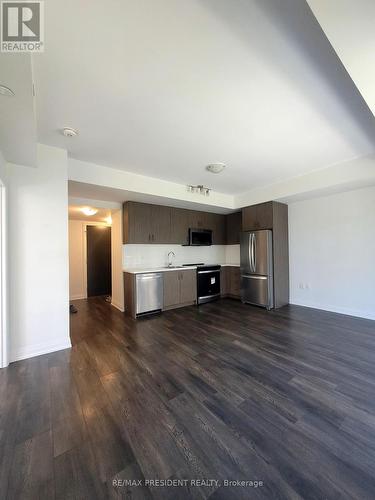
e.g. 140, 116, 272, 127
198, 293, 221, 300
197, 269, 221, 274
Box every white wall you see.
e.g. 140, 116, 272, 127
123, 244, 240, 269
0, 151, 9, 367
225, 244, 240, 266
8, 145, 71, 361
68, 220, 87, 300
289, 185, 375, 320
111, 209, 124, 311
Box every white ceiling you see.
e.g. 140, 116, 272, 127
34, 0, 375, 195
307, 0, 375, 117
68, 204, 112, 223
0, 54, 37, 166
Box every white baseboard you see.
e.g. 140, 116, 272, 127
11, 338, 72, 363
111, 301, 125, 312
290, 300, 375, 321
70, 294, 86, 300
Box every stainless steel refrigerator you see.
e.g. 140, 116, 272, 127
240, 230, 274, 310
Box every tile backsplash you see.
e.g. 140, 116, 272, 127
123, 244, 240, 268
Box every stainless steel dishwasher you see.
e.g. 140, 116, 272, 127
135, 273, 164, 317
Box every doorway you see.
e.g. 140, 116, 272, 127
86, 225, 112, 297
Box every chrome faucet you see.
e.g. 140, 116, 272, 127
167, 251, 176, 267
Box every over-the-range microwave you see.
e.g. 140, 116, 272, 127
188, 228, 212, 246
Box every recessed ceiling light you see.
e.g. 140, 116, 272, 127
206, 163, 226, 174
81, 207, 98, 216
62, 127, 79, 138
0, 85, 15, 97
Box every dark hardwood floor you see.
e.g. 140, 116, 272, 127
1, 298, 375, 499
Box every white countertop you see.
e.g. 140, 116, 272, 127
123, 263, 240, 274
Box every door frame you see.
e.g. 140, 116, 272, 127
0, 183, 8, 368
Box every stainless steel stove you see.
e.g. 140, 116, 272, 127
194, 264, 221, 305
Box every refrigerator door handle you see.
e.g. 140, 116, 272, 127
251, 234, 255, 272
242, 274, 268, 280
252, 234, 256, 272
249, 234, 253, 272
248, 233, 252, 271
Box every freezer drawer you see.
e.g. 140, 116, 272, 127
241, 274, 274, 310
136, 273, 163, 315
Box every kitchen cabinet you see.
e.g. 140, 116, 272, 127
180, 269, 197, 304
124, 201, 230, 245
123, 272, 136, 318
163, 269, 197, 309
221, 266, 241, 299
170, 208, 192, 245
242, 202, 273, 231
163, 271, 180, 308
229, 267, 241, 297
221, 267, 229, 296
226, 212, 242, 245
123, 202, 171, 244
151, 205, 172, 243
210, 213, 226, 245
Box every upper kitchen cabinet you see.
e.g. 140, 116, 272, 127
226, 211, 242, 245
242, 201, 273, 231
123, 202, 172, 244
170, 208, 192, 245
210, 213, 226, 245
123, 201, 229, 246
171, 209, 226, 245
151, 205, 172, 243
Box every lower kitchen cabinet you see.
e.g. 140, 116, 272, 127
229, 267, 241, 298
221, 266, 241, 299
164, 270, 197, 309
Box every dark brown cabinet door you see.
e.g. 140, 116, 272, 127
127, 202, 153, 243
211, 214, 226, 245
195, 211, 206, 229
229, 267, 241, 297
220, 267, 229, 295
171, 208, 190, 245
226, 212, 242, 245
124, 202, 172, 244
163, 271, 180, 308
242, 202, 273, 231
151, 205, 171, 243
180, 270, 197, 303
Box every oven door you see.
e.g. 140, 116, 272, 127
197, 269, 221, 304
